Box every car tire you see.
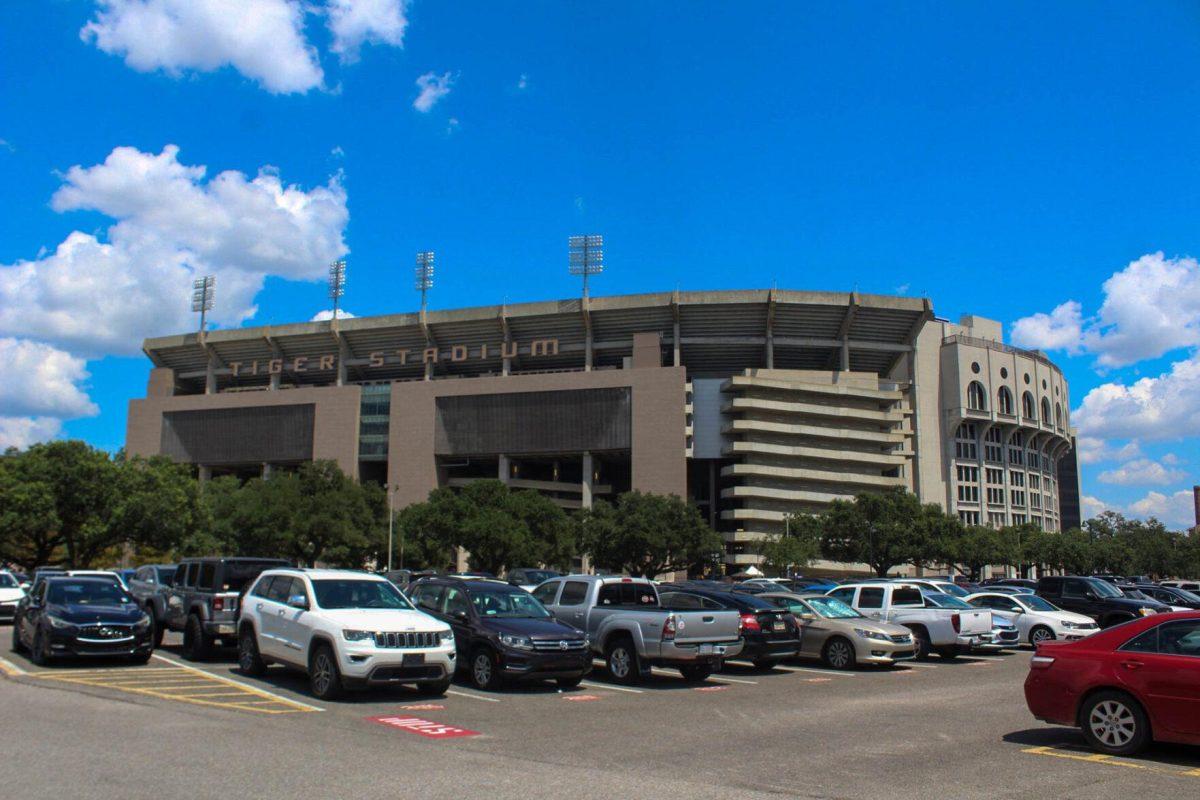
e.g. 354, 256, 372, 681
308, 644, 343, 701
128, 651, 152, 665
752, 658, 782, 671
605, 637, 640, 685
30, 629, 51, 667
237, 627, 267, 677
556, 676, 583, 689
148, 608, 165, 648
679, 664, 712, 683
1029, 625, 1055, 646
1080, 690, 1150, 756
822, 637, 856, 670
11, 621, 25, 654
935, 646, 959, 661
181, 615, 211, 662
418, 676, 453, 697
911, 628, 932, 661
470, 648, 502, 691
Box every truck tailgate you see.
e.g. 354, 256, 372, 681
673, 610, 741, 644
958, 609, 991, 636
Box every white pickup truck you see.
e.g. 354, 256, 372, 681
826, 582, 991, 660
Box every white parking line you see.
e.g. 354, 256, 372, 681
900, 662, 940, 669
773, 665, 855, 677
150, 654, 324, 712
445, 688, 501, 703
709, 675, 758, 685
579, 680, 643, 694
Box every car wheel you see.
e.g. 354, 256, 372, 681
679, 664, 712, 683
823, 637, 856, 670
148, 608, 165, 648
911, 629, 932, 661
11, 620, 25, 654
556, 676, 583, 689
605, 637, 640, 684
128, 651, 152, 665
30, 629, 51, 667
935, 646, 959, 661
181, 615, 211, 662
238, 628, 267, 677
1029, 625, 1055, 646
470, 649, 501, 691
1080, 691, 1150, 756
752, 658, 782, 671
309, 644, 343, 701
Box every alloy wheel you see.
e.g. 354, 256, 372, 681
609, 647, 631, 679
312, 653, 334, 696
1030, 627, 1054, 645
473, 654, 493, 687
827, 640, 852, 669
1089, 700, 1136, 749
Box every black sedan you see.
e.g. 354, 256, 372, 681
659, 583, 802, 669
12, 577, 153, 665
1136, 584, 1200, 610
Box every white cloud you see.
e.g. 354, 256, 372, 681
1011, 300, 1083, 353
894, 283, 910, 295
1081, 495, 1116, 521
517, 73, 528, 90
1076, 436, 1141, 466
310, 309, 356, 321
0, 145, 348, 357
0, 339, 97, 420
1010, 253, 1200, 368
413, 71, 454, 112
0, 417, 64, 451
82, 0, 324, 94
1128, 490, 1197, 529
1073, 351, 1200, 442
1098, 457, 1186, 486
326, 0, 407, 61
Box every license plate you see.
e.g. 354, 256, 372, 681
772, 621, 785, 631
217, 624, 235, 635
402, 653, 425, 666
698, 644, 726, 656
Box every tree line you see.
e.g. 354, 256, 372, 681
762, 487, 1200, 580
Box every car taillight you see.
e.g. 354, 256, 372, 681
212, 597, 224, 612
740, 613, 761, 632
951, 613, 961, 633
1030, 655, 1055, 669
662, 614, 677, 641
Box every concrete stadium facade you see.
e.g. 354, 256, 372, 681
126, 289, 1080, 568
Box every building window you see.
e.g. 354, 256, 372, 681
1028, 451, 1040, 470
958, 483, 979, 503
988, 511, 1007, 528
1029, 474, 1041, 491
1012, 513, 1026, 524
1012, 490, 1026, 508
955, 424, 978, 460
1055, 403, 1063, 428
967, 381, 987, 411
1022, 391, 1036, 419
997, 386, 1014, 415
959, 510, 980, 525
1041, 397, 1051, 423
985, 467, 1004, 484
986, 486, 1005, 505
1010, 470, 1025, 487
1008, 446, 1023, 466
984, 428, 1003, 462
1030, 493, 1042, 510
957, 465, 979, 484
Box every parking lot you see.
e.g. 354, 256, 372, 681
3, 633, 1199, 799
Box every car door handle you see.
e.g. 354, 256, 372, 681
256, 603, 263, 612
277, 609, 286, 617
1121, 660, 1144, 670
702, 616, 714, 623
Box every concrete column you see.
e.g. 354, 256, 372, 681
498, 455, 511, 485
765, 332, 774, 369
262, 463, 273, 479
585, 329, 593, 372
269, 371, 281, 390
840, 339, 850, 371
673, 319, 681, 367
582, 452, 594, 509
205, 355, 218, 395
424, 360, 433, 381
198, 465, 212, 483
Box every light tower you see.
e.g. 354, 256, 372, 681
568, 234, 604, 298
415, 251, 435, 313
328, 259, 346, 320
191, 275, 215, 333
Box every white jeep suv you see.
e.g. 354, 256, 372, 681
238, 568, 456, 700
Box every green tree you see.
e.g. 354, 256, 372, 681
111, 456, 207, 555
818, 489, 935, 577
946, 525, 1018, 581
760, 513, 821, 575
0, 462, 62, 568
581, 491, 722, 578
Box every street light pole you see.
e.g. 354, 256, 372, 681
387, 485, 395, 573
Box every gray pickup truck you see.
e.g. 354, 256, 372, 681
165, 557, 290, 660
126, 564, 177, 647
534, 575, 743, 684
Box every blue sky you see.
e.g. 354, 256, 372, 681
1, 2, 1198, 526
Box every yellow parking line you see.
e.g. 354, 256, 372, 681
0, 655, 29, 677
150, 654, 323, 712
1022, 746, 1200, 778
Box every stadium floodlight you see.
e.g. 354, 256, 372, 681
568, 234, 604, 297
191, 275, 215, 333
415, 250, 435, 313
328, 259, 347, 320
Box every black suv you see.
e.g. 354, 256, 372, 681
408, 577, 590, 691
658, 583, 802, 669
1137, 584, 1200, 610
1036, 575, 1161, 628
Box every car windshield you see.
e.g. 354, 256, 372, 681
0, 574, 18, 588
311, 579, 413, 610
1175, 588, 1200, 603
223, 562, 287, 592
471, 589, 552, 618
806, 596, 862, 619
49, 581, 132, 606
521, 570, 560, 584
924, 593, 972, 609
1019, 595, 1059, 612
936, 583, 970, 598
156, 567, 175, 586
1085, 578, 1123, 598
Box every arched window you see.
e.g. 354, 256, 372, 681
1041, 397, 1051, 423
1022, 391, 1036, 420
967, 381, 987, 411
1055, 403, 1063, 428
997, 386, 1014, 415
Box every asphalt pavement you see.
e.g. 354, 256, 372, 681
3, 635, 1199, 800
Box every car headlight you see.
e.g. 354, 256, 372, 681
342, 629, 376, 642
1139, 608, 1156, 617
854, 628, 889, 641
47, 615, 76, 630
499, 633, 534, 651
438, 628, 454, 644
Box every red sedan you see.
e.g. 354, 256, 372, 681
1024, 611, 1200, 755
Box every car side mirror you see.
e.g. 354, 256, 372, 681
799, 612, 816, 621
20, 582, 30, 591
287, 594, 309, 610
1010, 607, 1023, 614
